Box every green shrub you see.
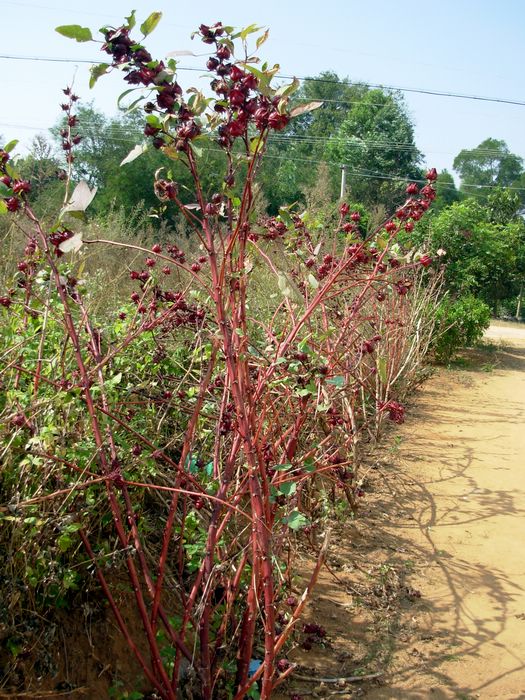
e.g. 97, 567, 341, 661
433, 294, 491, 363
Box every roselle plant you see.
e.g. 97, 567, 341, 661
0, 12, 439, 699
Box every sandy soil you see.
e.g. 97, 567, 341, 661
364, 324, 525, 698
277, 323, 525, 700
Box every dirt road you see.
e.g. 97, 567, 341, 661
275, 323, 525, 700
365, 322, 525, 699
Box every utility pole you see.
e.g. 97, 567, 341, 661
339, 164, 347, 201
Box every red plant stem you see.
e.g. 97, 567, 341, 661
79, 530, 176, 700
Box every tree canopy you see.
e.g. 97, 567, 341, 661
453, 138, 524, 200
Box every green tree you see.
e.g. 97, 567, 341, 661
16, 135, 63, 217
52, 104, 228, 220
453, 138, 524, 199
325, 89, 422, 207
433, 169, 461, 212
415, 197, 522, 311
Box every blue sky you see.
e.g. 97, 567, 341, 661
1, 0, 524, 182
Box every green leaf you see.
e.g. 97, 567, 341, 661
117, 87, 142, 110
279, 481, 297, 496
5, 163, 20, 179
277, 273, 292, 298
239, 23, 262, 41
283, 510, 310, 531
89, 63, 110, 89
4, 139, 18, 153
303, 457, 316, 473
140, 11, 162, 37
146, 114, 162, 128
0, 182, 13, 198
308, 273, 319, 288
125, 10, 137, 29
57, 534, 73, 552
377, 356, 388, 384
256, 29, 269, 49
249, 136, 263, 154
55, 25, 93, 42
273, 463, 292, 471
327, 375, 345, 388
275, 77, 300, 99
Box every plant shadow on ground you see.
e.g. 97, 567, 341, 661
274, 343, 525, 699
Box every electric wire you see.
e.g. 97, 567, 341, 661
1, 53, 524, 108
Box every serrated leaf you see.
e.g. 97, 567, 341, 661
4, 139, 18, 153
89, 63, 110, 89
140, 11, 162, 37
120, 143, 147, 166
0, 200, 7, 215
56, 24, 93, 42
290, 100, 323, 118
59, 233, 83, 254
62, 180, 97, 213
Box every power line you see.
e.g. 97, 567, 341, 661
1, 53, 525, 108
3, 123, 524, 194
3, 120, 521, 162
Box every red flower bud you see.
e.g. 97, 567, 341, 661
216, 45, 231, 60
6, 197, 20, 212
229, 88, 245, 107
229, 65, 245, 82
425, 167, 438, 181
12, 180, 31, 194
268, 111, 289, 131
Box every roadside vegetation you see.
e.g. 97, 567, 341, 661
0, 11, 523, 699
